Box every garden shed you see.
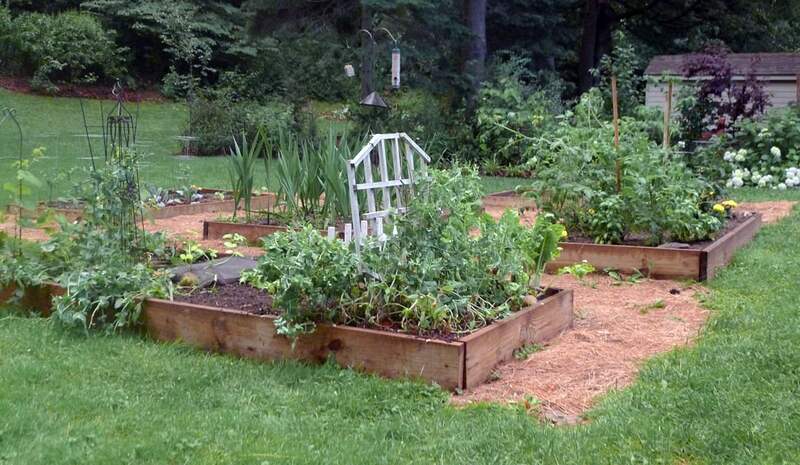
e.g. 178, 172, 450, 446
645, 53, 800, 109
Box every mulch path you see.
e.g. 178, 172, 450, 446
451, 274, 709, 420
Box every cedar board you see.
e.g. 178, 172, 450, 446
547, 214, 762, 280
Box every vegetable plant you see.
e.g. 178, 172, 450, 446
243, 166, 565, 340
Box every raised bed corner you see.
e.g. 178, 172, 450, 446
547, 213, 762, 280
142, 288, 573, 390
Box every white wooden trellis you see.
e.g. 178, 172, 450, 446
346, 133, 430, 249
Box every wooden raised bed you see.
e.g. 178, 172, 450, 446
0, 282, 64, 316
482, 190, 536, 209
142, 288, 573, 390
547, 213, 762, 280
203, 220, 343, 244
1, 281, 573, 389
148, 190, 277, 219
203, 220, 290, 245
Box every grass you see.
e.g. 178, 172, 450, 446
2, 200, 800, 464
0, 90, 515, 209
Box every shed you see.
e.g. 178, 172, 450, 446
644, 53, 800, 110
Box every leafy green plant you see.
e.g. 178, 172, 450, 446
243, 166, 565, 340
519, 92, 722, 246
557, 260, 596, 280
513, 343, 543, 360
54, 264, 171, 333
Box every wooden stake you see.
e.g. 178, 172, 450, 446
663, 81, 673, 149
796, 73, 800, 104
611, 75, 621, 193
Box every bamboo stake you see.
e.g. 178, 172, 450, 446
663, 81, 673, 149
611, 76, 621, 193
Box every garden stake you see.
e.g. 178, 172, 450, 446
663, 81, 673, 149
611, 75, 621, 193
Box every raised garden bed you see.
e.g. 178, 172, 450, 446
0, 282, 64, 316
0, 281, 571, 389
203, 220, 343, 244
146, 189, 274, 219
482, 191, 536, 210
547, 213, 762, 280
143, 287, 574, 390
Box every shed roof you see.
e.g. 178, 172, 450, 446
645, 53, 800, 77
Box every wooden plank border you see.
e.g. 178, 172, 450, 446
2, 282, 573, 390
547, 214, 762, 280
142, 288, 572, 390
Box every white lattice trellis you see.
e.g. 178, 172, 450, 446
346, 133, 430, 248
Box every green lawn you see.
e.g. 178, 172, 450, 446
1, 192, 799, 464
0, 90, 517, 209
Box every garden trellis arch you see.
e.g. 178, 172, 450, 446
346, 133, 430, 249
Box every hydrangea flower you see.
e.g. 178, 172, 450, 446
771, 146, 782, 158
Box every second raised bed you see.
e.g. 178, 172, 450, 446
547, 213, 762, 280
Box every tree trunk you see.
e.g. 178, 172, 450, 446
595, 0, 614, 69
360, 4, 374, 98
464, 0, 487, 108
579, 0, 615, 92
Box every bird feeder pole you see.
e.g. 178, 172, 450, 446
611, 75, 621, 193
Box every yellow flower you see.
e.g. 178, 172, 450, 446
722, 200, 738, 209
713, 203, 725, 213
560, 229, 568, 239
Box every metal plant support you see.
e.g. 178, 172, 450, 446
0, 106, 24, 246
80, 82, 146, 254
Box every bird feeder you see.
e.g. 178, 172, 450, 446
391, 47, 401, 89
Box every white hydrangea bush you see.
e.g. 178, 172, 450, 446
714, 107, 800, 189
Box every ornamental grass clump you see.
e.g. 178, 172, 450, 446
242, 166, 564, 340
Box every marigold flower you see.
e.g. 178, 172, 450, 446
722, 200, 738, 209
713, 203, 725, 213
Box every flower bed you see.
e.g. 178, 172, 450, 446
548, 213, 762, 280
142, 287, 573, 390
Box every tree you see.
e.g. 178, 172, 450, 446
463, 0, 487, 108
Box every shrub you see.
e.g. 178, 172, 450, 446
349, 89, 456, 162
475, 54, 564, 168
699, 105, 800, 190
677, 44, 770, 142
186, 91, 294, 155
5, 9, 126, 91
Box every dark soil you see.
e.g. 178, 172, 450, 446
172, 283, 556, 342
175, 283, 276, 315
566, 211, 753, 249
